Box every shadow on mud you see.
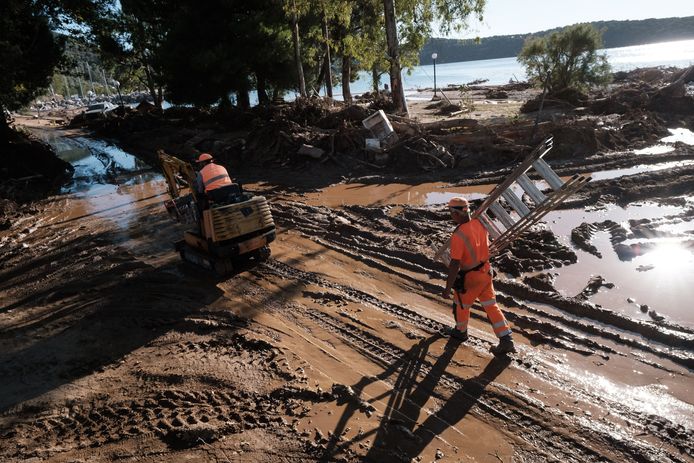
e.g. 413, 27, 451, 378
0, 231, 239, 413
320, 334, 511, 462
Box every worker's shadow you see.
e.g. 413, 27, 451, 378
0, 248, 229, 413
405, 355, 511, 457
321, 335, 511, 463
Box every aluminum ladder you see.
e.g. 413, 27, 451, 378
434, 137, 591, 264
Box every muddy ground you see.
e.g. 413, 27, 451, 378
1, 68, 693, 462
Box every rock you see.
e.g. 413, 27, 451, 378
640, 304, 649, 313
298, 144, 325, 159
648, 310, 665, 322
435, 449, 444, 459
163, 424, 219, 449
384, 320, 401, 329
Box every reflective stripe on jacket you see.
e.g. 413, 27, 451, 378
450, 219, 490, 271
200, 163, 232, 192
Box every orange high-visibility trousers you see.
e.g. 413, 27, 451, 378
452, 269, 511, 338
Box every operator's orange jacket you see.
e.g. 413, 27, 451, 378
450, 218, 490, 271
199, 163, 232, 193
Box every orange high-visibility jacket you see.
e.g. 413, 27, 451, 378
450, 219, 490, 271
199, 163, 232, 192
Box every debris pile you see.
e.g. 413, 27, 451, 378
0, 127, 73, 202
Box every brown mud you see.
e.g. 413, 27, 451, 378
1, 68, 693, 462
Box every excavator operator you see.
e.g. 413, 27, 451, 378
194, 153, 233, 197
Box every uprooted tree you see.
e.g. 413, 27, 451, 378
518, 23, 612, 94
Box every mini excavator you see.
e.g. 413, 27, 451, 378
158, 149, 276, 275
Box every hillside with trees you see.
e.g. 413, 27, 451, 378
421, 15, 694, 64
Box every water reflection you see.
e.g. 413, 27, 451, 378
34, 133, 166, 233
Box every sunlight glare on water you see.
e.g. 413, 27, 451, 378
661, 128, 694, 145
553, 363, 694, 429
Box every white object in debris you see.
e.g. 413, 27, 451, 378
362, 110, 398, 147
365, 138, 381, 151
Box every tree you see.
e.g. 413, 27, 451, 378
383, 0, 486, 113
0, 1, 64, 133
518, 23, 611, 93
92, 0, 173, 110
159, 0, 296, 109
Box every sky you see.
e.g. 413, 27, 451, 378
447, 0, 694, 38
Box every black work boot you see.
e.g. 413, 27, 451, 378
490, 335, 516, 355
449, 329, 469, 342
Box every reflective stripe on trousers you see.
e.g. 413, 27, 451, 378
452, 269, 511, 338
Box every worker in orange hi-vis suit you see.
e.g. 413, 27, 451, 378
441, 197, 516, 355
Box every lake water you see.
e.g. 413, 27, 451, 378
332, 38, 694, 97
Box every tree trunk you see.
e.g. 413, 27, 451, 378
143, 63, 163, 111
156, 85, 163, 108
291, 1, 307, 98
322, 13, 333, 99
0, 102, 11, 142
341, 55, 352, 103
372, 66, 379, 93
237, 79, 251, 110
256, 74, 270, 105
382, 0, 406, 114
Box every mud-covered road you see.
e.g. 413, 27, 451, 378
1, 124, 693, 462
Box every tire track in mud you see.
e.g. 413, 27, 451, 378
260, 258, 449, 337
0, 331, 318, 460
259, 259, 692, 462
290, 304, 689, 463
0, 388, 299, 459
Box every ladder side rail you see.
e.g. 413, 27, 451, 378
478, 212, 504, 240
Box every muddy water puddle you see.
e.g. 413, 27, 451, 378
31, 131, 168, 232
545, 201, 694, 326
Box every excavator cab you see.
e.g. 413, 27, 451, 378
158, 149, 275, 275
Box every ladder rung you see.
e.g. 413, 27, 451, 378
516, 174, 547, 204
472, 137, 553, 220
501, 189, 530, 217
490, 175, 591, 255
488, 201, 516, 230
478, 212, 502, 240
532, 158, 564, 191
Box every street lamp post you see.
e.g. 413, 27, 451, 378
431, 52, 438, 100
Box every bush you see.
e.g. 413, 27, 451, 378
518, 24, 611, 93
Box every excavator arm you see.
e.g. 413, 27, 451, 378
158, 149, 198, 201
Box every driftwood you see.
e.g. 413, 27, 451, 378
419, 118, 479, 132
657, 65, 694, 98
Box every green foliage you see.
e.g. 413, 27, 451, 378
0, 1, 64, 115
518, 24, 611, 92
